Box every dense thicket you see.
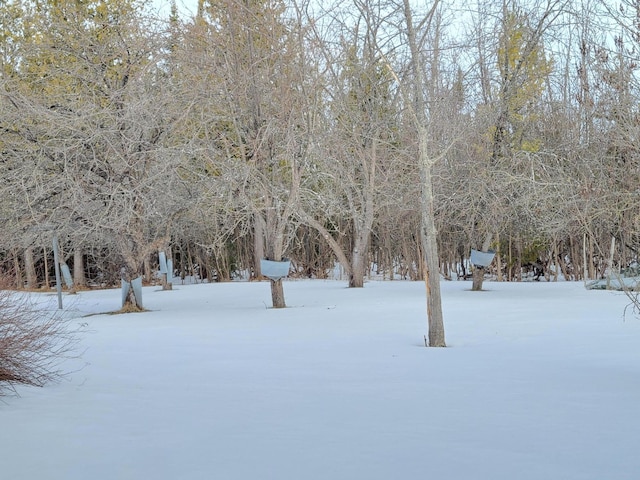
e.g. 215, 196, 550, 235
1, 0, 639, 291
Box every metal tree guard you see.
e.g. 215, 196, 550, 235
260, 258, 291, 281
470, 249, 496, 268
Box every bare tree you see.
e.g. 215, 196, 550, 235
297, 0, 404, 287
0, 1, 182, 309
177, 0, 320, 307
449, 0, 561, 290
398, 0, 448, 346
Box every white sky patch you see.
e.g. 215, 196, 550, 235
151, 0, 199, 18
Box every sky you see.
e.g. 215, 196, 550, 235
152, 0, 199, 18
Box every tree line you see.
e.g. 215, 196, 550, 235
1, 0, 639, 311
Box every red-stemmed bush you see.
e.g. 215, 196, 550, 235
0, 278, 80, 395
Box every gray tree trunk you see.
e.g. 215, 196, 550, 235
24, 247, 37, 290
471, 267, 485, 291
264, 208, 290, 309
350, 229, 371, 288
13, 249, 22, 289
143, 256, 152, 284
254, 214, 266, 279
270, 279, 286, 308
419, 159, 446, 347
403, 0, 446, 347
73, 248, 86, 288
349, 249, 367, 288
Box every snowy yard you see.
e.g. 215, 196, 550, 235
2, 279, 639, 480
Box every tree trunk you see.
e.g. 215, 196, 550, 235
43, 247, 50, 289
402, 0, 445, 347
349, 246, 367, 288
421, 223, 445, 347
123, 288, 142, 310
299, 211, 353, 284
13, 249, 23, 289
471, 267, 485, 291
582, 233, 589, 282
418, 133, 446, 346
161, 273, 172, 290
162, 247, 173, 291
270, 279, 286, 308
552, 241, 559, 281
496, 233, 503, 281
143, 255, 152, 284
263, 204, 290, 308
254, 214, 266, 279
24, 247, 37, 290
508, 237, 513, 281
73, 248, 86, 288
588, 235, 595, 279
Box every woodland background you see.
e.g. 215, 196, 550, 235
1, 0, 639, 295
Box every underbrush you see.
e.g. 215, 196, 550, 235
0, 282, 82, 395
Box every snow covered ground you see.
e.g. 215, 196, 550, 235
2, 279, 639, 480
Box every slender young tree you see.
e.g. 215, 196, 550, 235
399, 0, 446, 347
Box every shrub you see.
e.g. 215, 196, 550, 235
0, 282, 80, 395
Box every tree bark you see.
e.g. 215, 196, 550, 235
24, 247, 37, 290
350, 229, 371, 288
254, 214, 266, 279
471, 267, 485, 291
43, 248, 50, 289
349, 248, 367, 288
143, 255, 152, 284
270, 279, 286, 308
13, 249, 23, 290
73, 248, 86, 288
419, 161, 446, 347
